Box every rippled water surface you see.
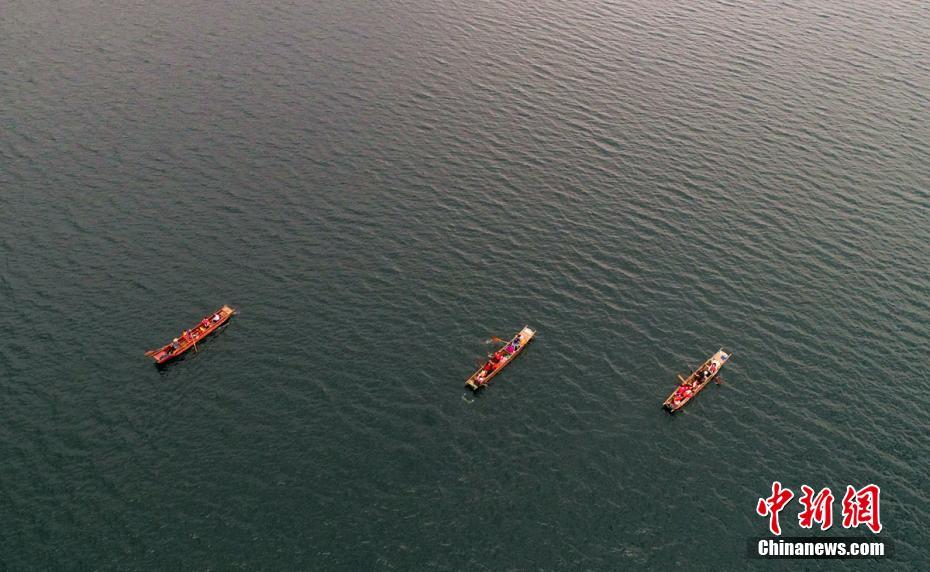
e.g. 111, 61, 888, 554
2, 0, 929, 568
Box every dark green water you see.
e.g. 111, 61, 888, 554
2, 0, 929, 569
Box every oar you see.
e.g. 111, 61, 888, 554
490, 336, 507, 345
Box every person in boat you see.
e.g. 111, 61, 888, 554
482, 361, 495, 375
211, 312, 221, 322
200, 317, 210, 329
505, 341, 516, 354
170, 337, 180, 350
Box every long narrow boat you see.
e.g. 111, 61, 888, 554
662, 348, 732, 413
465, 326, 535, 391
145, 305, 237, 365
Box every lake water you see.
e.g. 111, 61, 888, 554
1, 0, 928, 568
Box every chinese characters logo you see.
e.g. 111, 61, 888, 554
756, 482, 881, 535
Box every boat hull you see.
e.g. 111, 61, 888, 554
662, 349, 731, 413
146, 305, 237, 365
465, 326, 535, 391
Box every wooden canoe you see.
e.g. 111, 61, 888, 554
662, 348, 732, 413
465, 326, 535, 391
145, 305, 237, 365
